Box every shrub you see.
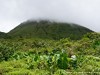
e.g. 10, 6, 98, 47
0, 45, 15, 61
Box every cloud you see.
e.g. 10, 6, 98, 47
0, 0, 100, 32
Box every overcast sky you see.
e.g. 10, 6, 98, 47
0, 0, 100, 32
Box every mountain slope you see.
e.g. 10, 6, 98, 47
0, 32, 10, 39
8, 20, 93, 40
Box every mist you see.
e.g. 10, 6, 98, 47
0, 0, 100, 32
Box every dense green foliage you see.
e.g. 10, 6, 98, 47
8, 20, 93, 40
0, 32, 100, 75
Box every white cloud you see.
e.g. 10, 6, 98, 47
0, 0, 100, 32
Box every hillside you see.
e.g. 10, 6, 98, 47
0, 20, 100, 75
0, 33, 100, 75
8, 20, 93, 40
0, 32, 10, 39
